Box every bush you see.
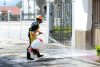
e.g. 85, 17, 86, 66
53, 26, 72, 34
52, 26, 72, 40
94, 45, 100, 56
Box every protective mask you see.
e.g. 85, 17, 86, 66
39, 20, 43, 24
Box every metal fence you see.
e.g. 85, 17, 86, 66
0, 0, 72, 45
51, 0, 72, 45
0, 21, 47, 41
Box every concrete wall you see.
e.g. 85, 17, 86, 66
74, 0, 92, 49
0, 21, 48, 43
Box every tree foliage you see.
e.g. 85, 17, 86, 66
16, 1, 22, 9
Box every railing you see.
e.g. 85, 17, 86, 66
0, 21, 47, 41
51, 0, 72, 45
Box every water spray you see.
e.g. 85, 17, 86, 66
40, 33, 66, 48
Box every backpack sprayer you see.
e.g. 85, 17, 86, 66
31, 33, 62, 50
30, 33, 63, 59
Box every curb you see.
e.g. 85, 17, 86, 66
68, 57, 100, 66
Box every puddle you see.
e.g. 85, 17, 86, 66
12, 43, 28, 45
0, 48, 3, 49
11, 58, 35, 63
10, 58, 56, 63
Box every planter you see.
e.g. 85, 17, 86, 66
96, 56, 100, 63
94, 45, 100, 63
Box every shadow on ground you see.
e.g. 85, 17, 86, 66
0, 55, 69, 67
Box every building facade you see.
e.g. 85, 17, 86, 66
74, 0, 100, 49
0, 7, 20, 21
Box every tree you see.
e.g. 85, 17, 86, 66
16, 1, 22, 9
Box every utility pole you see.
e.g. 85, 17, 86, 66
4, 0, 6, 10
4, 0, 6, 5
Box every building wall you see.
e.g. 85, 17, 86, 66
74, 0, 92, 49
1, 15, 20, 21
11, 15, 20, 21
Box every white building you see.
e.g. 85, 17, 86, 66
23, 0, 46, 20
73, 0, 100, 49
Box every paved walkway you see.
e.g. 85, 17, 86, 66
0, 37, 100, 67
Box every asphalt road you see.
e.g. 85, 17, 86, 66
0, 37, 100, 67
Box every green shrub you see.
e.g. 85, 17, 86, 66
94, 45, 100, 56
53, 26, 72, 34
12, 17, 15, 21
52, 26, 72, 40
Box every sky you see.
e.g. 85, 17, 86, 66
0, 0, 21, 6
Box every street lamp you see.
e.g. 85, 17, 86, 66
0, 11, 2, 14
20, 8, 24, 21
8, 10, 11, 22
8, 10, 11, 14
0, 11, 2, 21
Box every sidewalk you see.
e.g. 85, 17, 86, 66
0, 37, 100, 67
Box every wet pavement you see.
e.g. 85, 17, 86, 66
0, 37, 100, 67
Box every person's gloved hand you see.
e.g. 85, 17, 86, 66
38, 31, 43, 34
39, 32, 43, 34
